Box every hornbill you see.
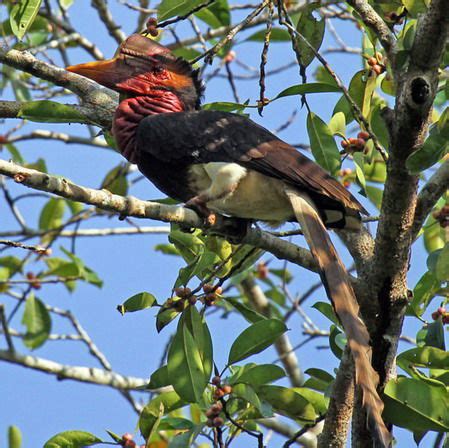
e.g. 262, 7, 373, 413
68, 33, 391, 446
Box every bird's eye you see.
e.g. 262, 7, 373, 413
153, 65, 163, 74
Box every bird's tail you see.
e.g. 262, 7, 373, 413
285, 187, 391, 448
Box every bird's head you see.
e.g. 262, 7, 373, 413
67, 33, 203, 109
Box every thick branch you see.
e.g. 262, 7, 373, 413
355, 2, 449, 445
91, 0, 126, 44
0, 100, 112, 128
412, 158, 449, 240
0, 159, 319, 274
318, 348, 354, 448
346, 0, 395, 59
0, 349, 146, 389
0, 46, 117, 127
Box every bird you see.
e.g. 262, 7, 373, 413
67, 33, 391, 447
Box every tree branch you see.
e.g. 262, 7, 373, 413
0, 159, 319, 274
0, 100, 110, 128
346, 0, 395, 60
91, 0, 127, 44
0, 46, 117, 127
0, 349, 147, 389
318, 348, 354, 448
412, 159, 449, 240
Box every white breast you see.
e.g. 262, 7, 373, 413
188, 162, 294, 225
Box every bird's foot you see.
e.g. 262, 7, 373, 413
185, 195, 217, 228
214, 217, 251, 244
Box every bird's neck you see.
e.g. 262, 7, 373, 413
112, 90, 185, 162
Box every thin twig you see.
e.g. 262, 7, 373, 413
278, 7, 388, 162
156, 0, 216, 29
0, 305, 15, 352
192, 0, 270, 65
0, 239, 50, 255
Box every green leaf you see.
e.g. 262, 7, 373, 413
44, 257, 80, 278
274, 83, 340, 100
156, 306, 181, 332
307, 111, 341, 175
8, 426, 22, 448
435, 243, 449, 281
423, 320, 446, 351
38, 198, 66, 241
43, 430, 102, 448
397, 347, 449, 374
232, 383, 272, 417
117, 292, 157, 315
17, 101, 88, 123
146, 365, 170, 390
303, 368, 334, 392
329, 325, 346, 359
312, 301, 340, 327
256, 385, 316, 421
22, 293, 51, 350
246, 27, 290, 42
408, 271, 442, 317
333, 70, 369, 124
370, 105, 390, 149
202, 102, 248, 113
100, 164, 128, 196
167, 307, 213, 402
139, 391, 186, 439
226, 297, 266, 324
423, 214, 445, 253
0, 256, 23, 274
195, 0, 230, 28
365, 185, 383, 210
296, 3, 325, 67
158, 0, 205, 21
406, 133, 448, 174
10, 0, 43, 40
231, 364, 285, 386
228, 319, 287, 365
59, 247, 103, 288
104, 430, 122, 443
383, 377, 449, 432
402, 0, 428, 17
328, 112, 346, 137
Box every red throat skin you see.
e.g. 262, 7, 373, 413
113, 90, 185, 163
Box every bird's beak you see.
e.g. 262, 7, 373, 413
66, 33, 172, 91
66, 58, 127, 90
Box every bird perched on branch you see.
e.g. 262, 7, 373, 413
67, 33, 391, 447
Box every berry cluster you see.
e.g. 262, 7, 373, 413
204, 376, 232, 427
26, 272, 41, 290
165, 284, 224, 311
212, 376, 232, 400
385, 10, 406, 26
256, 261, 269, 279
120, 433, 144, 448
337, 168, 354, 188
367, 53, 386, 76
202, 284, 223, 306
341, 131, 371, 154
205, 401, 224, 428
145, 18, 159, 37
432, 205, 449, 228
431, 307, 449, 324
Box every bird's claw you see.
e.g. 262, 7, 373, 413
185, 195, 216, 228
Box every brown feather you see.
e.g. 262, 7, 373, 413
285, 187, 391, 448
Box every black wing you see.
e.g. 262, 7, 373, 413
135, 110, 366, 214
